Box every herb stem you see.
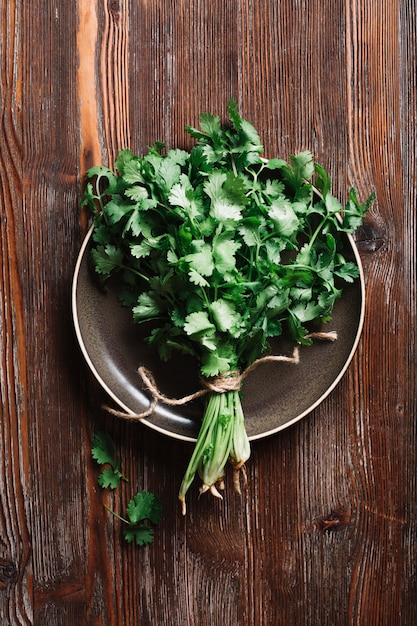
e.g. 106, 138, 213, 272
120, 264, 151, 283
104, 504, 129, 525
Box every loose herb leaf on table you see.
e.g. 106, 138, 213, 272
83, 100, 374, 514
105, 491, 162, 547
91, 431, 127, 489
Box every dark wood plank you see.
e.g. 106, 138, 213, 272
0, 0, 416, 624
0, 1, 32, 624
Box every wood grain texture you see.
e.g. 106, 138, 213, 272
0, 1, 32, 624
0, 0, 416, 624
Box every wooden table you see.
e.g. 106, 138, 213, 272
1, 1, 416, 624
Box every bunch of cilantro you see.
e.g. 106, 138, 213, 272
82, 100, 373, 514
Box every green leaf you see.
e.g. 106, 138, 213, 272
81, 182, 98, 210
130, 241, 153, 258
105, 491, 162, 547
133, 292, 162, 320
183, 311, 216, 336
188, 268, 210, 287
92, 432, 119, 467
290, 151, 315, 181
266, 290, 290, 314
212, 235, 240, 274
340, 188, 375, 232
124, 525, 155, 546
85, 165, 118, 194
204, 171, 245, 222
200, 351, 232, 377
92, 221, 112, 245
264, 158, 287, 171
296, 243, 314, 265
334, 261, 360, 282
91, 432, 126, 489
184, 241, 214, 276
158, 159, 181, 191
166, 148, 189, 166
223, 172, 249, 207
268, 199, 300, 236
211, 198, 242, 222
124, 185, 148, 202
124, 207, 156, 238
126, 491, 162, 525
287, 310, 310, 344
92, 245, 124, 276
86, 164, 112, 178
238, 221, 262, 247
203, 170, 226, 202
199, 111, 222, 136
265, 239, 285, 265
263, 178, 285, 199
291, 301, 323, 322
115, 148, 135, 175
121, 164, 144, 189
210, 299, 241, 334
325, 193, 342, 215
104, 197, 133, 224
168, 181, 190, 209
227, 99, 263, 152
98, 467, 124, 490
314, 162, 332, 197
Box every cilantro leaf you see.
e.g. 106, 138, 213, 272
124, 525, 155, 546
188, 268, 210, 287
184, 241, 214, 276
124, 185, 148, 202
104, 491, 162, 547
92, 432, 118, 466
91, 244, 124, 277
123, 491, 162, 546
198, 111, 222, 137
200, 352, 233, 377
91, 432, 127, 489
133, 292, 162, 320
268, 199, 300, 237
98, 467, 125, 489
334, 261, 360, 282
114, 148, 135, 174
210, 299, 242, 335
126, 491, 162, 525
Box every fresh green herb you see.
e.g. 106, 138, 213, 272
91, 432, 161, 545
105, 491, 162, 546
83, 100, 374, 514
91, 431, 128, 489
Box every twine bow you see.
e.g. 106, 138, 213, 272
104, 331, 337, 421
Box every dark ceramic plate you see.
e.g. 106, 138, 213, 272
72, 226, 365, 442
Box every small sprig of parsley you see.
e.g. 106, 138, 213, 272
91, 431, 128, 489
105, 491, 162, 546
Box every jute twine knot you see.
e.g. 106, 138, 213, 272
104, 331, 337, 421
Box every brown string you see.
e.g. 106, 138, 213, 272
103, 331, 337, 421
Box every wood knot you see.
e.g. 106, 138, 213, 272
108, 0, 121, 22
354, 215, 386, 255
314, 507, 351, 532
0, 559, 18, 588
